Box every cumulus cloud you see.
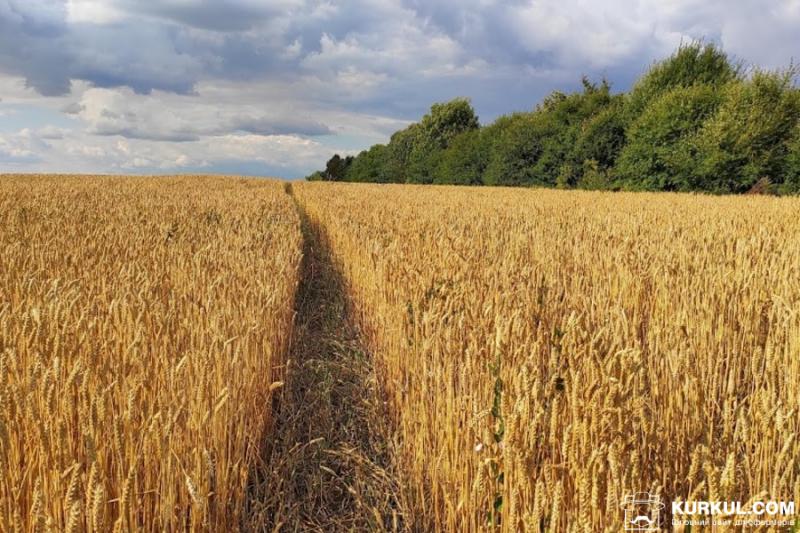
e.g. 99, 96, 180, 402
0, 0, 797, 177
0, 128, 51, 164
72, 86, 334, 141
120, 0, 305, 32
36, 125, 68, 139
37, 126, 339, 176
3, 1, 798, 99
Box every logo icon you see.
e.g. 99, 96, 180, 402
622, 492, 664, 531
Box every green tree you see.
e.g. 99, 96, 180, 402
384, 124, 420, 183
407, 98, 480, 183
529, 78, 619, 186
614, 83, 724, 191
324, 154, 353, 181
573, 99, 626, 172
435, 129, 488, 185
624, 42, 738, 122
301, 43, 798, 194
687, 71, 800, 193
346, 144, 389, 183
783, 127, 800, 193
482, 113, 546, 186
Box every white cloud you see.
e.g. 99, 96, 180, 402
0, 79, 394, 176
302, 21, 463, 79
36, 125, 68, 139
506, 1, 682, 69
0, 76, 28, 102
0, 128, 50, 163
66, 0, 124, 24
39, 129, 336, 175
72, 84, 361, 141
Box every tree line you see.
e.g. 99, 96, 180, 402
307, 43, 800, 194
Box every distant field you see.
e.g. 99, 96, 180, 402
1, 176, 799, 531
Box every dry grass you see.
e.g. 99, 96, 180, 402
0, 175, 301, 531
295, 182, 800, 532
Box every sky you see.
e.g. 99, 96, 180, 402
0, 1, 798, 178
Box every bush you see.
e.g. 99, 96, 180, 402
577, 159, 614, 190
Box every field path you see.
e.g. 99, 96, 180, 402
248, 186, 405, 531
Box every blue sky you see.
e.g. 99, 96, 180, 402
0, 0, 798, 178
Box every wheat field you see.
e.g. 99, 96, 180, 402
2, 175, 799, 532
0, 176, 301, 531
295, 182, 800, 532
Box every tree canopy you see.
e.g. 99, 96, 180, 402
307, 42, 800, 194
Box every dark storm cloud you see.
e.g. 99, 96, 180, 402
0, 1, 73, 95
2, 0, 798, 104
91, 125, 201, 142
116, 0, 297, 32
89, 115, 331, 141
230, 115, 332, 136
0, 1, 205, 95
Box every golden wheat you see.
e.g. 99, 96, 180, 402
0, 175, 301, 531
295, 182, 800, 532
3, 174, 798, 531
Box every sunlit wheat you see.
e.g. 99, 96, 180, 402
296, 182, 800, 532
0, 175, 302, 531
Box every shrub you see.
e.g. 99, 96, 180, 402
577, 159, 614, 190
